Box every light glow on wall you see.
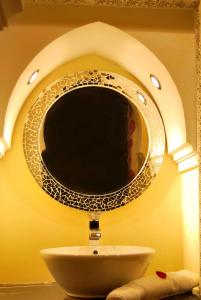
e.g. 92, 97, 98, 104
0, 138, 7, 157
181, 167, 199, 272
170, 142, 198, 173
168, 130, 187, 154
178, 155, 198, 173
172, 143, 194, 162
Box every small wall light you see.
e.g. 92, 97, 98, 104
27, 69, 40, 85
150, 74, 161, 90
136, 91, 147, 105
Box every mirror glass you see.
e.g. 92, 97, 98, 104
23, 70, 165, 211
39, 87, 148, 195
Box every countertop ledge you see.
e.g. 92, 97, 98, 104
0, 283, 199, 300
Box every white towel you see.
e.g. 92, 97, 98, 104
106, 270, 199, 300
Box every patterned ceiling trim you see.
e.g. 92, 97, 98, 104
24, 0, 199, 9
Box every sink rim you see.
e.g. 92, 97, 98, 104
41, 245, 156, 257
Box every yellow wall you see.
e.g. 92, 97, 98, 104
0, 54, 183, 283
181, 168, 199, 273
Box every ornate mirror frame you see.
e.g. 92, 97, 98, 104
23, 70, 165, 211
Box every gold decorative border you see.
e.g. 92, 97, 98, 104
23, 70, 165, 211
24, 0, 198, 9
195, 3, 201, 292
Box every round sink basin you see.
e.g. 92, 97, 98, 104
41, 245, 155, 298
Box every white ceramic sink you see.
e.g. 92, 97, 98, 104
41, 245, 155, 298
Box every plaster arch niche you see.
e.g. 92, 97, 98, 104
0, 22, 197, 171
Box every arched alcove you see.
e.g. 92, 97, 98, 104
0, 21, 195, 170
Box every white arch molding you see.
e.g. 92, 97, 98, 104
0, 22, 197, 171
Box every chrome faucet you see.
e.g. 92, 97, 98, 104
88, 212, 101, 241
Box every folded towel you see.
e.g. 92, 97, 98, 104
106, 270, 199, 300
192, 286, 200, 297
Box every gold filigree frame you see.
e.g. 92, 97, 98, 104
195, 4, 201, 296
23, 70, 165, 211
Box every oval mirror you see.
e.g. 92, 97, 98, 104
23, 70, 165, 211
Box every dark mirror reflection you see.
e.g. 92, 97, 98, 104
40, 87, 148, 195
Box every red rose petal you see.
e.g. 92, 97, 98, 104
128, 120, 135, 135
128, 138, 133, 148
156, 271, 167, 279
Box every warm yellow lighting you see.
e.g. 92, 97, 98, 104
136, 91, 147, 105
150, 74, 161, 90
168, 128, 187, 154
181, 167, 199, 272
178, 155, 198, 173
27, 69, 39, 85
170, 143, 198, 173
0, 138, 6, 157
192, 287, 200, 297
172, 144, 193, 162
